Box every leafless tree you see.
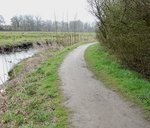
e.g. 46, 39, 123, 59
0, 15, 5, 30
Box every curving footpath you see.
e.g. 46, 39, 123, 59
59, 43, 150, 128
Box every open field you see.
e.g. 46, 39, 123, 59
85, 43, 150, 119
0, 32, 95, 47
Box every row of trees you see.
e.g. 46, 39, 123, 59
0, 15, 95, 32
88, 0, 150, 77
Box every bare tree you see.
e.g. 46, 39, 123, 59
35, 16, 42, 31
0, 15, 5, 30
0, 15, 5, 25
9, 14, 95, 32
11, 16, 20, 30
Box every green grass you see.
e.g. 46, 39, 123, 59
0, 32, 55, 46
1, 43, 82, 128
85, 43, 150, 118
0, 32, 95, 47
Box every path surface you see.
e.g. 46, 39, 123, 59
59, 43, 150, 128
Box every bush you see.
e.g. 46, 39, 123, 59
88, 0, 150, 78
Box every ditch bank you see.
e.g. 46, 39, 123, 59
0, 43, 83, 127
0, 40, 62, 87
0, 48, 37, 86
0, 40, 60, 54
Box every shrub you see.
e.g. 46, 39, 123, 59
88, 0, 150, 78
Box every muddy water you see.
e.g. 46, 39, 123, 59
0, 49, 37, 85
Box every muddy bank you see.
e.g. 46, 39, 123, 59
0, 40, 58, 54
0, 42, 33, 54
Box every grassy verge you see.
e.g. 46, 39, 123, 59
0, 43, 82, 128
85, 43, 150, 118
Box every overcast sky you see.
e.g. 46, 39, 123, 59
0, 0, 95, 24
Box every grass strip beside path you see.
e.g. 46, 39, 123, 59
0, 43, 82, 128
85, 43, 150, 119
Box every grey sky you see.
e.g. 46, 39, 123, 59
0, 0, 95, 24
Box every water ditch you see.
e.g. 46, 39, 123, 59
0, 49, 37, 85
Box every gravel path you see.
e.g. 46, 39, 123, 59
59, 43, 150, 128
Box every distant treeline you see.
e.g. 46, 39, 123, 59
0, 15, 95, 32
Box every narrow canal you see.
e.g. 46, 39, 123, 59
0, 49, 37, 85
